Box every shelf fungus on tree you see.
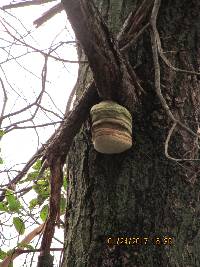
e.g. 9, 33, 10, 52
90, 101, 132, 154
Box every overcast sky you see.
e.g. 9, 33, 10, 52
0, 1, 78, 169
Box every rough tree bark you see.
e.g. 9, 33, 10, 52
61, 0, 200, 266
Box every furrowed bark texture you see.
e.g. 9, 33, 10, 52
62, 1, 200, 266
62, 0, 138, 113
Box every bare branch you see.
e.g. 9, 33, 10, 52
0, 82, 98, 202
34, 3, 63, 28
37, 104, 63, 120
1, 0, 57, 10
5, 121, 62, 133
11, 247, 63, 254
2, 101, 36, 121
0, 78, 7, 127
1, 22, 86, 64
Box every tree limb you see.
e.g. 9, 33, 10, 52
34, 2, 63, 28
1, 0, 57, 10
39, 157, 63, 257
61, 0, 138, 111
37, 82, 98, 264
44, 82, 98, 165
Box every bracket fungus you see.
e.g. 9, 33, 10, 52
90, 101, 132, 154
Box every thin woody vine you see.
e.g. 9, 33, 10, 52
0, 0, 200, 266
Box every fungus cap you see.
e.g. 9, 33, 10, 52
90, 101, 132, 154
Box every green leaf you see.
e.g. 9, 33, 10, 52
0, 129, 5, 137
40, 205, 49, 222
0, 202, 8, 212
63, 176, 68, 190
60, 196, 66, 215
20, 160, 44, 183
37, 179, 48, 186
37, 195, 48, 205
21, 171, 39, 183
29, 198, 38, 210
0, 157, 3, 164
6, 190, 21, 212
0, 248, 7, 260
13, 217, 25, 235
32, 160, 42, 171
33, 181, 50, 199
17, 242, 34, 250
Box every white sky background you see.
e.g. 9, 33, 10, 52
0, 1, 78, 266
0, 2, 78, 167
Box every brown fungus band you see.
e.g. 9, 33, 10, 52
90, 101, 132, 154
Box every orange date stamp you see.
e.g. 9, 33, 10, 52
107, 236, 173, 246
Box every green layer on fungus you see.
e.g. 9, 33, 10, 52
90, 101, 132, 122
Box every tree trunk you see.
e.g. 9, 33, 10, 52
62, 1, 200, 266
